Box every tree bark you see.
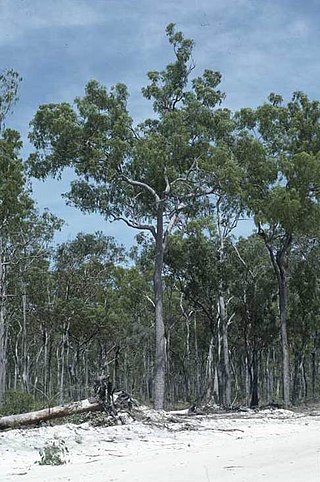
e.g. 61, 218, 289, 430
0, 242, 7, 404
153, 204, 166, 410
263, 235, 292, 408
312, 348, 316, 399
0, 398, 102, 430
278, 269, 290, 407
250, 347, 259, 408
218, 292, 231, 407
0, 300, 6, 403
21, 291, 30, 392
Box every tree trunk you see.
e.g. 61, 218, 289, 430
0, 243, 7, 404
245, 356, 250, 405
193, 316, 201, 399
312, 348, 316, 399
264, 237, 291, 408
205, 335, 215, 401
0, 301, 6, 403
216, 205, 231, 408
0, 398, 102, 430
218, 292, 231, 407
278, 271, 290, 407
43, 327, 49, 399
21, 291, 30, 392
250, 347, 259, 408
113, 345, 120, 389
153, 205, 166, 410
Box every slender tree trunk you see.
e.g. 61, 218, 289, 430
216, 204, 232, 408
43, 326, 48, 399
278, 270, 290, 406
21, 292, 30, 392
0, 243, 7, 403
153, 205, 166, 410
185, 313, 190, 400
218, 292, 231, 407
263, 235, 291, 408
14, 319, 22, 390
312, 348, 316, 399
250, 347, 259, 408
266, 349, 274, 403
205, 335, 215, 401
0, 301, 6, 403
302, 359, 307, 399
113, 345, 120, 389
245, 356, 250, 405
292, 352, 301, 404
194, 317, 202, 399
84, 348, 89, 398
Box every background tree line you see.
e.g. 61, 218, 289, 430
0, 25, 320, 413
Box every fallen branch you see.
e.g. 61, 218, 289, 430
0, 398, 102, 431
0, 389, 137, 431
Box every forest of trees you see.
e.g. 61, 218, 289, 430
0, 25, 320, 414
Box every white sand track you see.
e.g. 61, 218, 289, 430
1, 408, 319, 481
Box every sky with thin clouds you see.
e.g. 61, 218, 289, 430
0, 0, 319, 246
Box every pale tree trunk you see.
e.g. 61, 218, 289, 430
312, 343, 317, 399
205, 335, 215, 401
179, 295, 192, 399
193, 316, 201, 399
218, 292, 231, 407
0, 300, 7, 403
33, 344, 43, 398
216, 201, 232, 408
43, 326, 49, 398
14, 318, 22, 390
113, 345, 120, 389
153, 204, 166, 410
84, 349, 89, 398
245, 356, 250, 405
21, 291, 30, 392
0, 241, 7, 403
59, 323, 69, 405
0, 398, 102, 430
278, 270, 290, 406
59, 339, 65, 405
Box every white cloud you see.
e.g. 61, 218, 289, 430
0, 0, 103, 45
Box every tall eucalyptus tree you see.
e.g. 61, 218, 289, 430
28, 24, 227, 409
238, 92, 320, 406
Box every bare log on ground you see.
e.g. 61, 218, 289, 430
0, 389, 138, 431
0, 398, 102, 430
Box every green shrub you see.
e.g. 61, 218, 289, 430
38, 439, 69, 466
0, 390, 36, 415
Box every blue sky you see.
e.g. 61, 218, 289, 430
0, 0, 319, 246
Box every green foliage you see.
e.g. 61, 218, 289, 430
237, 91, 320, 237
0, 69, 21, 129
0, 128, 33, 232
37, 439, 69, 466
27, 24, 233, 228
0, 390, 36, 415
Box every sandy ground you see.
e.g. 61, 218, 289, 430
0, 407, 320, 481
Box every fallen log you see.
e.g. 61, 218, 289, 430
0, 398, 102, 431
0, 389, 138, 431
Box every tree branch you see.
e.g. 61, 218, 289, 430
118, 174, 160, 203
110, 215, 156, 238
233, 243, 255, 279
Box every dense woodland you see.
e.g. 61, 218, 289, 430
0, 25, 320, 414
